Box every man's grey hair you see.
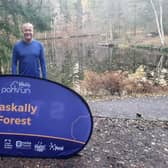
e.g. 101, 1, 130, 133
22, 23, 34, 31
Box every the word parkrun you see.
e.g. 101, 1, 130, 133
0, 103, 38, 126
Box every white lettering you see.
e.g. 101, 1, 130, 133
0, 81, 31, 94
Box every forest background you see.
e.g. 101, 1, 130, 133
1, 0, 168, 97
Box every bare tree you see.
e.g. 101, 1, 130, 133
150, 0, 165, 45
150, 0, 166, 78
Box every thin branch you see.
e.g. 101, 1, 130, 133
150, 0, 164, 46
159, 0, 165, 42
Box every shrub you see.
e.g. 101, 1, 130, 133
79, 70, 167, 97
101, 71, 127, 96
80, 70, 103, 96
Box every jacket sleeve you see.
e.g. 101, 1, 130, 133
11, 45, 18, 75
39, 43, 47, 79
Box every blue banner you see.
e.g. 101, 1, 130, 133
0, 75, 93, 158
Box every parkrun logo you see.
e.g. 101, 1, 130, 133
1, 81, 31, 94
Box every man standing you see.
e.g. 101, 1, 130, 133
12, 23, 47, 79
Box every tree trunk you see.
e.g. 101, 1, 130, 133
150, 0, 165, 79
150, 0, 165, 46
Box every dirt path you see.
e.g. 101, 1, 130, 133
88, 96, 168, 121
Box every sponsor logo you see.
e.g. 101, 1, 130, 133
1, 81, 31, 94
4, 139, 13, 149
34, 141, 46, 152
49, 142, 64, 151
16, 140, 31, 150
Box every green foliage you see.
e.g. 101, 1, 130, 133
134, 45, 168, 54
160, 47, 168, 53
47, 65, 63, 84
134, 45, 154, 50
61, 51, 74, 87
20, 1, 53, 31
59, 0, 71, 23
89, 0, 96, 8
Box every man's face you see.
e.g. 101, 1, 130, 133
22, 25, 33, 42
